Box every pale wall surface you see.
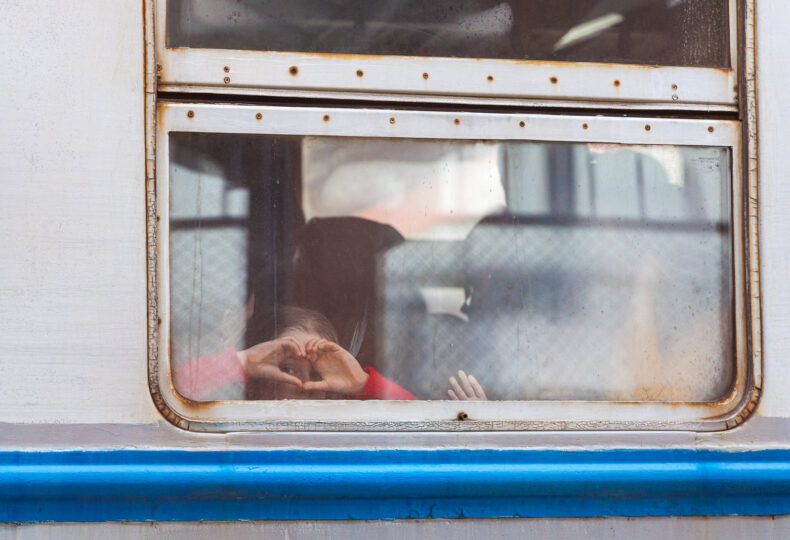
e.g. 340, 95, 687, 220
0, 0, 787, 450
0, 0, 153, 423
755, 1, 790, 419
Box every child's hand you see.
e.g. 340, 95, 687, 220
448, 370, 487, 400
302, 338, 369, 396
237, 336, 306, 388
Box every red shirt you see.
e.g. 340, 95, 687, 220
173, 345, 416, 401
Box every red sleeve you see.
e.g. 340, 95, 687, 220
172, 345, 248, 401
356, 367, 417, 400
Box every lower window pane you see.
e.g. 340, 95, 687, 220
169, 133, 733, 402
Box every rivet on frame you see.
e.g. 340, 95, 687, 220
323, 114, 330, 122
186, 110, 194, 118
255, 113, 263, 120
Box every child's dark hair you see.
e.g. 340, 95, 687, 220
273, 306, 338, 343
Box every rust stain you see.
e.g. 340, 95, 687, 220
549, 76, 558, 84
422, 72, 429, 80
289, 65, 299, 76
356, 69, 364, 77
323, 114, 330, 122
172, 48, 735, 77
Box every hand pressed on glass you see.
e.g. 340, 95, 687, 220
448, 370, 488, 401
174, 304, 416, 401
236, 336, 306, 387
302, 338, 369, 395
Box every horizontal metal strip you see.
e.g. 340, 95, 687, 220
159, 48, 737, 107
2, 449, 790, 521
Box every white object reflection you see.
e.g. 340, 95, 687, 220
302, 137, 506, 240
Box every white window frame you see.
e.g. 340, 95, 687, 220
154, 0, 739, 111
153, 102, 749, 433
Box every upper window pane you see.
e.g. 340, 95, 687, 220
169, 132, 733, 403
166, 0, 730, 68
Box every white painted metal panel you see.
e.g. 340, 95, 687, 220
154, 103, 749, 432
0, 0, 155, 423
755, 1, 790, 419
155, 0, 739, 109
0, 0, 786, 461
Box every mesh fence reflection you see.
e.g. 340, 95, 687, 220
169, 227, 248, 373
376, 221, 732, 401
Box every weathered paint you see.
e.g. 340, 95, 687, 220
150, 102, 754, 432
0, 0, 154, 425
4, 0, 790, 535
154, 0, 738, 109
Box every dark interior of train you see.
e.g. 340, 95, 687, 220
167, 0, 730, 68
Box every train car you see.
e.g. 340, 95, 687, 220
2, 0, 790, 537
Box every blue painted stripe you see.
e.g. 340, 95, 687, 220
1, 449, 789, 522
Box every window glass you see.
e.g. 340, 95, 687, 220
169, 133, 733, 402
166, 0, 730, 68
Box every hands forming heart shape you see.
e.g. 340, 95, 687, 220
237, 335, 369, 396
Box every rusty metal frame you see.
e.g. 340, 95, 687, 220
150, 102, 753, 432
153, 0, 739, 111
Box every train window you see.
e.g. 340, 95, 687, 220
166, 0, 729, 67
153, 103, 747, 431
155, 1, 738, 108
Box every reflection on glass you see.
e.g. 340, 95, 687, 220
167, 0, 730, 68
169, 133, 733, 402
